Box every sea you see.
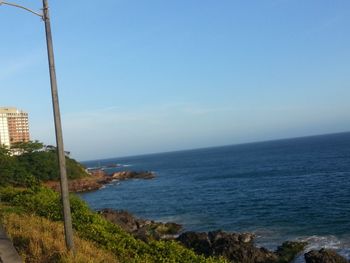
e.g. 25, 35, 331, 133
81, 132, 350, 262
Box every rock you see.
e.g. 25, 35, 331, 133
209, 231, 277, 263
45, 170, 155, 193
163, 222, 182, 235
177, 232, 212, 256
44, 173, 113, 193
111, 171, 155, 180
305, 249, 349, 263
177, 231, 308, 263
133, 227, 157, 242
276, 241, 307, 263
100, 209, 139, 232
239, 233, 255, 243
177, 230, 278, 263
99, 209, 182, 242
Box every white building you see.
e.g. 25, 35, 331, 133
0, 113, 10, 147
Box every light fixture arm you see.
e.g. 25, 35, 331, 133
0, 1, 43, 18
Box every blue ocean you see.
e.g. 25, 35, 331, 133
81, 132, 350, 260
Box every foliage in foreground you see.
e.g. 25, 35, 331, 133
0, 186, 227, 263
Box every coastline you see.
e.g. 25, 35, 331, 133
47, 170, 349, 263
44, 170, 155, 193
94, 204, 349, 263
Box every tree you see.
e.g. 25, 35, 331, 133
0, 144, 35, 186
0, 144, 10, 156
11, 140, 44, 154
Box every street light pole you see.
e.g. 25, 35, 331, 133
42, 0, 75, 251
0, 0, 75, 251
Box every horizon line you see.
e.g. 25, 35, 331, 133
81, 130, 350, 163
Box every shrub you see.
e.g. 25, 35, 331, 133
16, 151, 88, 181
0, 142, 88, 187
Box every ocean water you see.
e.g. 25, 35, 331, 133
81, 132, 350, 260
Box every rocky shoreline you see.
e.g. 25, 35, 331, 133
100, 209, 348, 263
44, 170, 155, 192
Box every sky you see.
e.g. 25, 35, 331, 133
1, 0, 350, 160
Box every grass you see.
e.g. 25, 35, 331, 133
2, 212, 119, 263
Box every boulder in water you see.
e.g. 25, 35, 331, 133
111, 171, 155, 180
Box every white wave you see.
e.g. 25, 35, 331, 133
300, 235, 344, 251
111, 181, 121, 186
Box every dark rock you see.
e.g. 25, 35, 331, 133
163, 222, 182, 235
177, 232, 212, 256
210, 231, 277, 263
100, 209, 139, 232
177, 231, 308, 263
46, 170, 156, 193
177, 230, 278, 263
45, 173, 113, 193
275, 241, 307, 263
99, 209, 182, 242
134, 227, 160, 243
305, 249, 349, 263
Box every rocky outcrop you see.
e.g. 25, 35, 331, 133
305, 249, 349, 263
99, 209, 181, 242
45, 170, 155, 193
111, 171, 155, 180
44, 174, 113, 193
66, 176, 112, 192
177, 231, 276, 263
276, 241, 308, 263
98, 207, 308, 263
99, 208, 309, 263
177, 231, 307, 263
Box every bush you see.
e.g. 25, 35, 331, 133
0, 142, 88, 187
16, 151, 88, 181
0, 149, 37, 187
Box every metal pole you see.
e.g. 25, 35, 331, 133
42, 0, 75, 251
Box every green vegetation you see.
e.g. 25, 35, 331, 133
0, 141, 87, 187
0, 186, 227, 263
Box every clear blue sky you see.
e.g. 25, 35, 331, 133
1, 0, 350, 160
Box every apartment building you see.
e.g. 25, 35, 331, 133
0, 107, 30, 148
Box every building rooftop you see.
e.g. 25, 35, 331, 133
0, 107, 27, 114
